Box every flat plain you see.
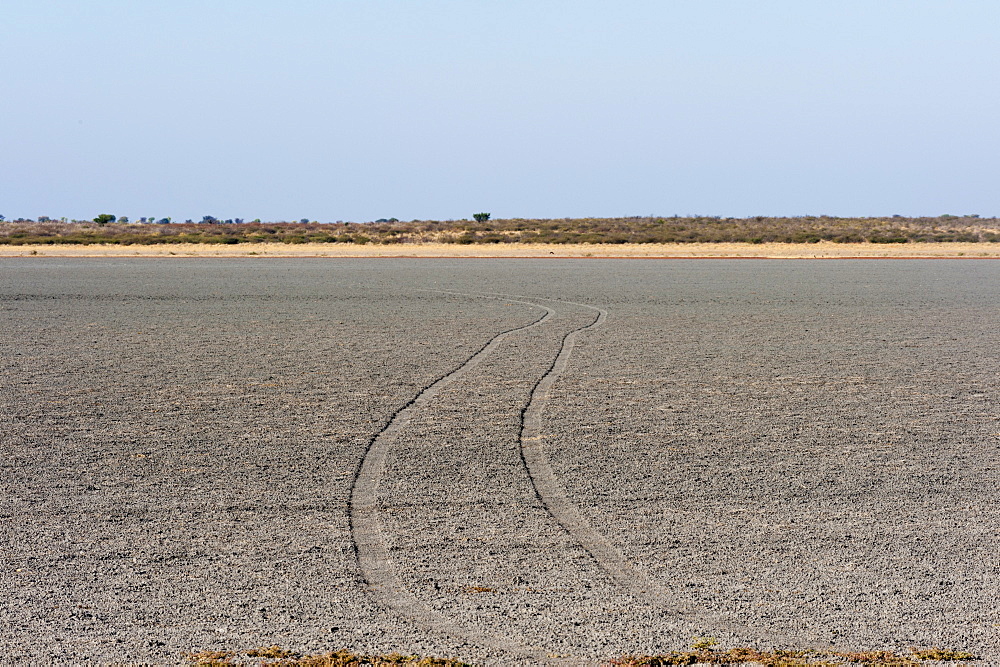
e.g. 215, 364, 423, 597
2, 259, 999, 665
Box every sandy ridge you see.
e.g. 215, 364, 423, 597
3, 241, 1000, 258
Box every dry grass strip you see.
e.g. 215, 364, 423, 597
182, 643, 977, 666
3, 241, 1000, 258
184, 646, 470, 666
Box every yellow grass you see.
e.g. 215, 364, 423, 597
2, 241, 999, 259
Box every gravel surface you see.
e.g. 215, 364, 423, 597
2, 259, 999, 665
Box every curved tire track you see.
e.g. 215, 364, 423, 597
514, 296, 743, 636
515, 302, 666, 597
435, 291, 672, 600
350, 289, 704, 660
431, 291, 676, 599
348, 294, 555, 660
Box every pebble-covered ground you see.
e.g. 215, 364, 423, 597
2, 259, 998, 665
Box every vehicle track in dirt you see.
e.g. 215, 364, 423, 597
458, 293, 672, 600
512, 297, 773, 644
351, 289, 756, 661
348, 293, 556, 661
516, 303, 651, 591
462, 293, 737, 637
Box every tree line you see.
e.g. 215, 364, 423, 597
1, 215, 997, 245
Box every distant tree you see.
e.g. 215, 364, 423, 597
158, 218, 170, 224
300, 218, 310, 224
94, 213, 116, 225
139, 217, 147, 223
233, 218, 243, 224
202, 215, 218, 224
38, 216, 51, 222
118, 216, 129, 223
252, 218, 261, 223
0, 215, 5, 221
473, 212, 491, 222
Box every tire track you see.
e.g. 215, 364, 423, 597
515, 303, 666, 597
350, 289, 706, 660
348, 294, 555, 661
512, 297, 746, 638
431, 291, 672, 599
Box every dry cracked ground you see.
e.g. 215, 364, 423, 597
2, 258, 999, 665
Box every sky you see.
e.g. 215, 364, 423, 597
3, 1, 999, 222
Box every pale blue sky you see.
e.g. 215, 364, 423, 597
3, 1, 998, 222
